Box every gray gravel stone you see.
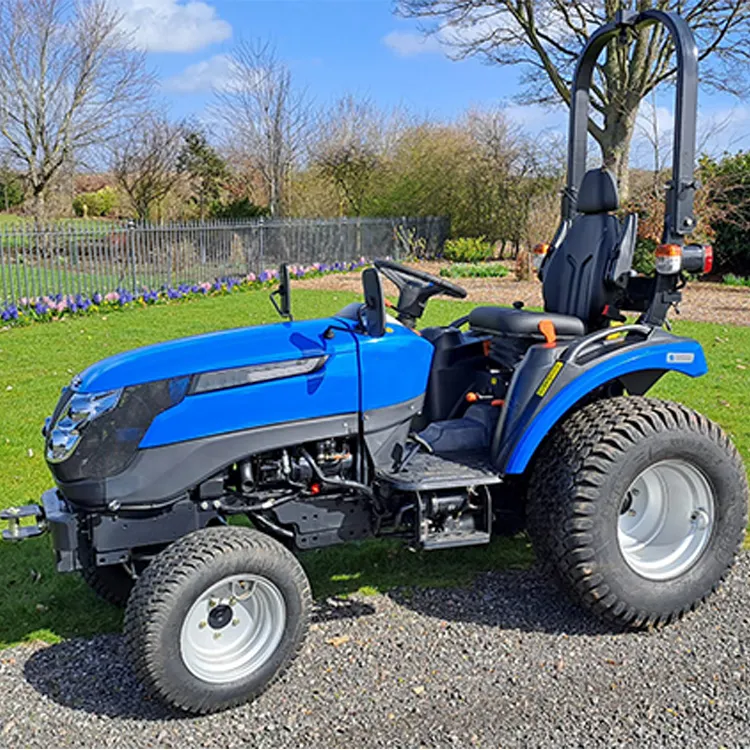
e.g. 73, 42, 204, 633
1, 552, 749, 748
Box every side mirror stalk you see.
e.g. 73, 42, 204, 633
270, 263, 293, 321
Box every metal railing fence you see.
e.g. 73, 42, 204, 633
0, 215, 450, 306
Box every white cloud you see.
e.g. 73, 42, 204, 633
165, 54, 232, 93
382, 30, 444, 57
112, 0, 231, 53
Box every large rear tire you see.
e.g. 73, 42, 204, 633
527, 397, 748, 629
123, 527, 312, 714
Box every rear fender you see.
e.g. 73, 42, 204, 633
495, 327, 707, 475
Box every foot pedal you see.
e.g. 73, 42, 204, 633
1, 504, 46, 541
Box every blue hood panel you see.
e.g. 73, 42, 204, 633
76, 318, 355, 393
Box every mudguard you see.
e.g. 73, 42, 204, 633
495, 327, 707, 475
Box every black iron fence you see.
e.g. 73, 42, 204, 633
0, 215, 450, 306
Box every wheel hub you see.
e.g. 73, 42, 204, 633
617, 459, 715, 581
207, 603, 233, 630
180, 574, 286, 684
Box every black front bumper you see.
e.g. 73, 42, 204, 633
1, 489, 81, 572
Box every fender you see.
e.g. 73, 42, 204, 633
499, 332, 707, 475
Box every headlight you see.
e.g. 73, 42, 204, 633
45, 376, 190, 481
47, 389, 122, 463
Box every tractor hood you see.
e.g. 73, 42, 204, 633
74, 317, 357, 394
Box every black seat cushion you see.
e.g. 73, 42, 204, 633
468, 307, 585, 338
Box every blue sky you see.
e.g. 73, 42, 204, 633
117, 0, 750, 159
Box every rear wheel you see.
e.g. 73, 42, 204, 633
527, 397, 747, 628
124, 526, 311, 714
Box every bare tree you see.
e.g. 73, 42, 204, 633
0, 0, 153, 220
112, 114, 184, 221
398, 0, 750, 198
311, 96, 383, 216
212, 40, 310, 217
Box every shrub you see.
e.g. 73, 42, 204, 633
210, 197, 269, 220
0, 175, 24, 209
443, 236, 494, 263
633, 237, 657, 276
73, 187, 118, 217
440, 262, 509, 279
723, 273, 750, 288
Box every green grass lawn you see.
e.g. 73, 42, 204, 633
0, 288, 748, 648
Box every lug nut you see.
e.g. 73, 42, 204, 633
232, 618, 240, 626
198, 621, 207, 629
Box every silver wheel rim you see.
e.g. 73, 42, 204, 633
180, 574, 286, 684
617, 459, 715, 581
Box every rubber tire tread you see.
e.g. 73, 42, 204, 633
526, 396, 748, 629
123, 526, 312, 714
81, 563, 135, 608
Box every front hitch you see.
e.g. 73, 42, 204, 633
0, 504, 47, 540
1, 490, 81, 572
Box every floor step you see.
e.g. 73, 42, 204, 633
377, 450, 501, 491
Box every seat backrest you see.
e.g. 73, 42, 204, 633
542, 168, 622, 327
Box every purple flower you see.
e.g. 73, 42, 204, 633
34, 301, 49, 315
92, 292, 103, 305
1, 305, 19, 321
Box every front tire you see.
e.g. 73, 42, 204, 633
527, 397, 748, 629
81, 563, 135, 607
123, 527, 312, 714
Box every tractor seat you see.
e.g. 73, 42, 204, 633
468, 307, 585, 338
468, 167, 634, 342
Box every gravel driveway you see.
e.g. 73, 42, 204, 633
1, 553, 749, 748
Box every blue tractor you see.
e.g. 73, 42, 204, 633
3, 10, 747, 714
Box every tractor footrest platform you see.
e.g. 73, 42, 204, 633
378, 451, 501, 491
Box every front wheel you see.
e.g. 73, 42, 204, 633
527, 397, 748, 629
123, 527, 312, 714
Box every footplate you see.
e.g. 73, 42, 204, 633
0, 504, 46, 540
377, 450, 502, 491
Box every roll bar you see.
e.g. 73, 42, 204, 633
562, 10, 699, 246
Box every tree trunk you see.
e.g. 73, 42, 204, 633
598, 103, 639, 203
32, 189, 46, 227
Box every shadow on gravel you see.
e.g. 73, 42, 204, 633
23, 569, 610, 720
388, 566, 616, 637
23, 597, 378, 720
23, 635, 177, 721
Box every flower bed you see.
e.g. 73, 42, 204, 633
0, 260, 367, 328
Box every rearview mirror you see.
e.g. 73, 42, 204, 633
362, 267, 386, 337
270, 263, 292, 320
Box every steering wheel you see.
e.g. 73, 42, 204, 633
373, 259, 467, 328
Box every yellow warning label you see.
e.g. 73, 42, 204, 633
536, 361, 564, 398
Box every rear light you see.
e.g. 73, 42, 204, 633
655, 243, 682, 274
532, 243, 549, 270
681, 244, 713, 275
704, 245, 713, 274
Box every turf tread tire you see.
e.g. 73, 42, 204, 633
526, 396, 748, 629
123, 526, 312, 714
81, 564, 135, 608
